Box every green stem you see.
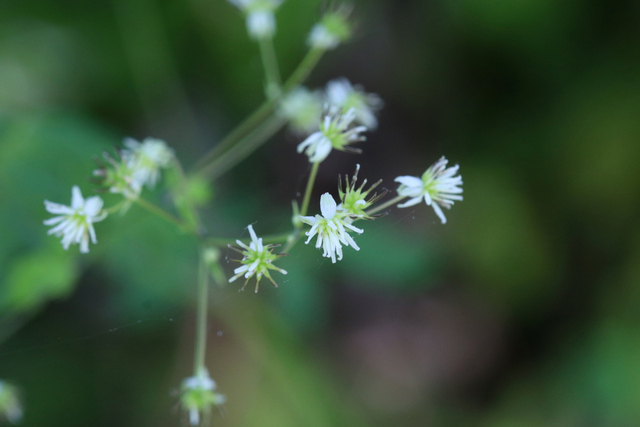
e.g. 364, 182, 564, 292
198, 114, 287, 181
191, 99, 277, 174
300, 162, 320, 217
364, 194, 406, 216
281, 229, 301, 253
171, 157, 203, 229
281, 161, 321, 253
190, 46, 326, 177
134, 197, 191, 231
104, 200, 129, 214
259, 36, 281, 99
194, 248, 209, 375
282, 47, 325, 92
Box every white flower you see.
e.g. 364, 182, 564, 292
297, 106, 367, 163
300, 193, 363, 263
122, 137, 174, 190
307, 8, 351, 50
228, 0, 283, 39
93, 150, 143, 201
325, 78, 383, 130
395, 156, 463, 224
228, 224, 287, 292
180, 369, 226, 426
279, 86, 323, 135
337, 164, 385, 220
43, 186, 107, 253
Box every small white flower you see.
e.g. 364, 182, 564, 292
395, 156, 463, 224
228, 224, 288, 292
300, 193, 363, 263
228, 0, 283, 39
179, 369, 226, 426
297, 106, 367, 163
93, 150, 142, 201
307, 8, 351, 50
122, 137, 174, 190
337, 164, 385, 220
325, 78, 383, 130
44, 186, 107, 253
279, 86, 323, 135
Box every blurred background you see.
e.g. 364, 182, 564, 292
1, 0, 640, 425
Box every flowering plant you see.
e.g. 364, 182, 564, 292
35, 2, 463, 425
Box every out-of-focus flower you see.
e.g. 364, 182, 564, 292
122, 137, 174, 190
297, 106, 367, 163
93, 149, 142, 200
228, 0, 283, 39
325, 78, 383, 130
0, 380, 22, 425
395, 156, 463, 224
44, 186, 107, 253
300, 193, 363, 263
308, 7, 352, 50
179, 369, 226, 426
279, 86, 323, 135
338, 164, 386, 220
228, 224, 288, 292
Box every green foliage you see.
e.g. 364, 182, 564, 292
2, 249, 77, 312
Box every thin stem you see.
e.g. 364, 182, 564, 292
281, 161, 321, 253
282, 47, 324, 92
364, 194, 406, 216
300, 162, 320, 217
193, 248, 209, 375
190, 46, 326, 177
171, 157, 203, 229
104, 200, 129, 214
191, 99, 277, 174
281, 229, 301, 253
259, 36, 281, 99
134, 197, 191, 231
198, 114, 287, 181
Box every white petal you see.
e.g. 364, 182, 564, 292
319, 193, 337, 219
43, 216, 65, 226
431, 202, 447, 224
71, 186, 84, 210
44, 201, 74, 215
84, 196, 104, 217
397, 196, 423, 208
394, 175, 423, 188
309, 138, 332, 163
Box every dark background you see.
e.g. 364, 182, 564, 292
1, 0, 639, 425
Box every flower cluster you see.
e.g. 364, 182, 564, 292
228, 224, 288, 292
326, 78, 383, 130
395, 156, 464, 224
44, 186, 107, 253
300, 193, 363, 263
179, 369, 226, 426
45, 137, 174, 253
297, 106, 367, 163
94, 137, 174, 200
279, 87, 324, 134
281, 78, 381, 136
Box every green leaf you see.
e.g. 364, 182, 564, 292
2, 249, 78, 312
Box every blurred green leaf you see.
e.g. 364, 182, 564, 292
2, 248, 78, 312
